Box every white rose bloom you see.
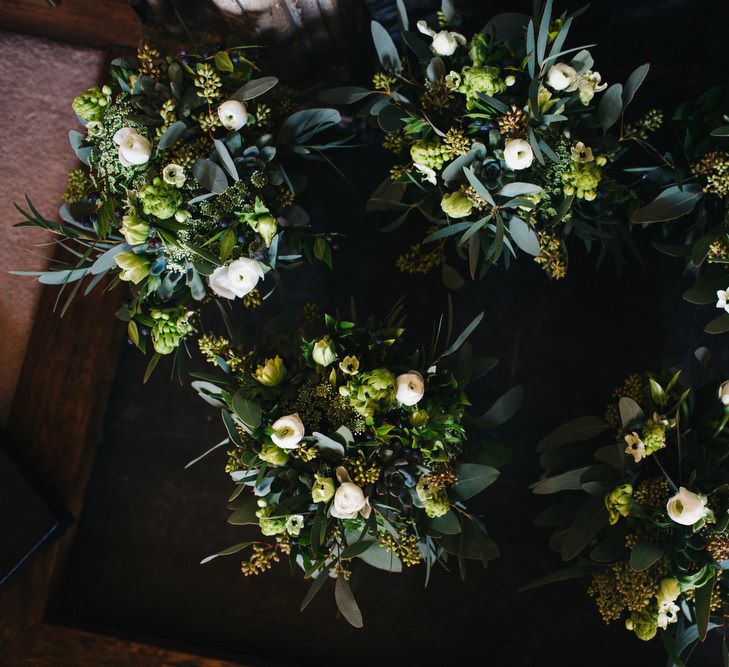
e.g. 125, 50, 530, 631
718, 380, 729, 406
416, 20, 466, 57
208, 258, 265, 300
666, 486, 707, 526
113, 127, 151, 167
395, 371, 425, 406
503, 139, 534, 170
546, 63, 578, 91
270, 413, 305, 449
218, 100, 248, 131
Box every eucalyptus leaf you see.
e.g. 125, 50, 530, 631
561, 495, 609, 561
192, 159, 228, 194
632, 185, 703, 224
629, 539, 664, 572
232, 76, 279, 101
335, 577, 364, 628
477, 385, 524, 427
158, 120, 187, 150
231, 391, 262, 429
538, 416, 608, 452
451, 463, 500, 501
370, 20, 402, 74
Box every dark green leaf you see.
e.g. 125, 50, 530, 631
561, 495, 609, 561
538, 416, 608, 452
232, 390, 262, 429
200, 541, 253, 564
192, 159, 228, 194
477, 385, 524, 427
629, 539, 664, 572
232, 76, 279, 101
341, 540, 376, 559
451, 463, 499, 501
622, 63, 650, 109
632, 185, 703, 224
370, 20, 401, 74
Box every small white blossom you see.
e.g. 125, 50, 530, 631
414, 163, 437, 185
624, 432, 645, 463
716, 289, 729, 313
416, 20, 466, 57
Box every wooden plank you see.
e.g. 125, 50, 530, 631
0, 246, 125, 643
0, 623, 249, 666
0, 0, 142, 48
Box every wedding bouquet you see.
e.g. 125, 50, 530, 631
192, 305, 521, 626
528, 352, 729, 662
323, 1, 652, 284
631, 87, 729, 335
14, 44, 342, 371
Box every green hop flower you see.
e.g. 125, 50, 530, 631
440, 191, 473, 218
416, 477, 450, 518
340, 368, 396, 418
115, 251, 150, 284
457, 65, 506, 109
139, 177, 182, 220
72, 85, 112, 123
120, 214, 149, 245
625, 610, 658, 642
312, 474, 335, 503
259, 443, 289, 467
604, 483, 633, 525
409, 409, 430, 428
641, 421, 666, 455
562, 157, 606, 200
410, 140, 449, 170
150, 307, 193, 355
256, 506, 287, 536
253, 356, 286, 387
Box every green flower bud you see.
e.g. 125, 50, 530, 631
150, 307, 193, 355
410, 140, 448, 170
256, 506, 287, 536
416, 477, 450, 518
253, 356, 286, 387
115, 251, 150, 284
641, 420, 667, 455
72, 86, 112, 123
604, 483, 633, 525
240, 197, 278, 247
259, 443, 289, 467
312, 337, 337, 367
312, 475, 335, 503
562, 160, 604, 201
625, 611, 658, 641
440, 191, 473, 218
341, 368, 396, 418
457, 65, 506, 109
409, 409, 430, 428
120, 214, 149, 245
138, 177, 182, 220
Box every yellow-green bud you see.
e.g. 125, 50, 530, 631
625, 611, 658, 641
605, 483, 633, 525
312, 337, 337, 367
416, 477, 450, 518
253, 356, 286, 387
312, 475, 335, 503
409, 409, 430, 428
254, 214, 277, 247
115, 251, 150, 284
259, 443, 289, 467
120, 214, 149, 245
256, 506, 287, 535
658, 577, 680, 605
440, 191, 473, 218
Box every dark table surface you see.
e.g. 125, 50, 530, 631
49, 1, 729, 665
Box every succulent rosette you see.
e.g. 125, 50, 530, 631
192, 306, 521, 626
323, 1, 652, 282
528, 350, 729, 662
15, 44, 342, 367
631, 87, 729, 335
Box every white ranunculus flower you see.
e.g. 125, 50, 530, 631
270, 413, 305, 449
331, 483, 370, 519
113, 127, 151, 167
218, 100, 248, 131
666, 486, 707, 526
208, 258, 265, 300
395, 371, 425, 406
503, 139, 534, 170
546, 63, 578, 91
718, 380, 729, 406
331, 466, 371, 519
416, 20, 466, 57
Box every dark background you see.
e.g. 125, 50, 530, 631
50, 1, 729, 665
